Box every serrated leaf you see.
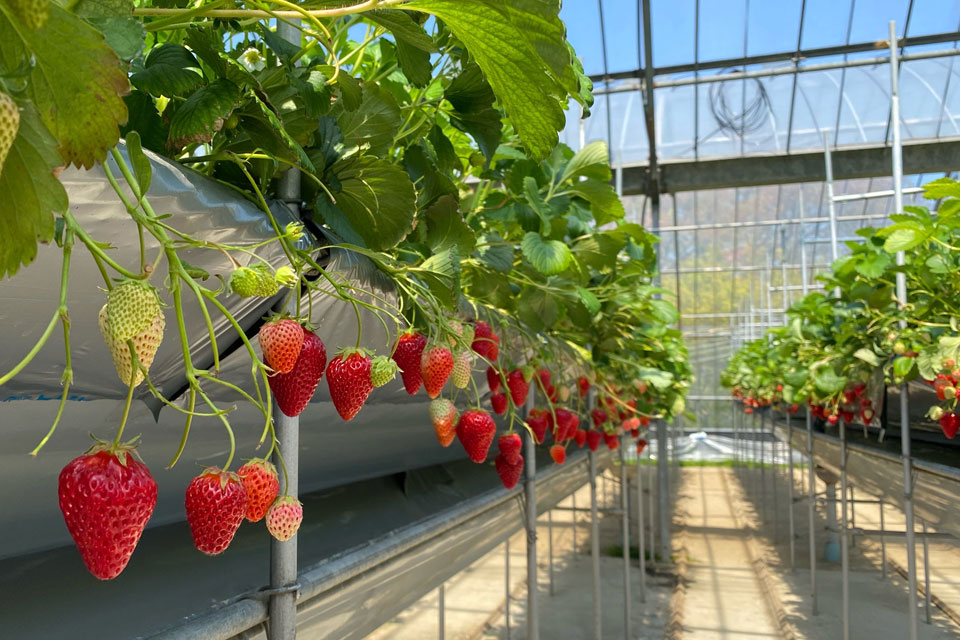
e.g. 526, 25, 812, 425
395, 39, 432, 86
368, 10, 437, 52
922, 177, 960, 200
427, 125, 457, 174
813, 367, 847, 394
289, 68, 332, 117
130, 43, 203, 97
124, 131, 151, 197
573, 231, 626, 271
425, 194, 475, 254
521, 232, 571, 275
569, 179, 625, 225
0, 3, 129, 168
336, 83, 402, 156
893, 355, 916, 380
121, 91, 166, 153
884, 228, 926, 253
853, 252, 890, 279
517, 286, 561, 331
853, 347, 881, 367
0, 101, 66, 278
166, 78, 239, 149
560, 140, 610, 183
444, 63, 501, 163
419, 247, 461, 308
925, 253, 950, 274
476, 233, 513, 272
649, 299, 679, 324
523, 175, 552, 229
577, 286, 600, 316
319, 156, 416, 251
259, 24, 300, 64
917, 346, 941, 381
86, 17, 146, 62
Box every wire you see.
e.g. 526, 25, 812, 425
708, 70, 772, 139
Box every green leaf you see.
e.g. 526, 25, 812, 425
418, 247, 461, 309
922, 177, 960, 200
0, 101, 66, 278
523, 175, 553, 230
813, 367, 847, 394
853, 347, 881, 367
259, 25, 300, 64
124, 132, 151, 197
0, 3, 130, 168
569, 179, 625, 225
784, 369, 808, 388
395, 39, 432, 86
917, 346, 941, 381
573, 231, 626, 271
893, 355, 916, 380
925, 253, 951, 274
883, 228, 926, 253
427, 125, 457, 174
853, 252, 890, 279
289, 69, 332, 118
85, 17, 146, 62
649, 299, 679, 325
336, 83, 402, 156
425, 194, 476, 254
166, 78, 239, 149
121, 91, 166, 154
560, 140, 610, 183
407, 0, 577, 158
444, 63, 501, 163
368, 10, 436, 86
476, 233, 513, 272
517, 286, 561, 331
577, 286, 600, 316
319, 156, 416, 251
130, 43, 203, 97
521, 232, 572, 275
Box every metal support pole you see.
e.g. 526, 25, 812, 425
620, 435, 632, 640
657, 418, 670, 559
850, 485, 856, 547
787, 411, 795, 571
589, 451, 602, 640
880, 501, 887, 578
637, 449, 647, 603
572, 490, 577, 553
505, 541, 511, 640
890, 21, 919, 640
648, 452, 656, 566
922, 520, 932, 624
840, 422, 850, 640
524, 427, 539, 640
761, 409, 767, 526
547, 510, 555, 596
807, 407, 818, 615
438, 584, 445, 640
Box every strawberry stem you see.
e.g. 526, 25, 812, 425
113, 349, 139, 447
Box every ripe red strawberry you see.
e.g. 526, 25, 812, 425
421, 345, 454, 398
486, 366, 502, 393
827, 414, 838, 425
860, 408, 875, 424
640, 416, 651, 427
578, 376, 590, 397
185, 467, 247, 555
326, 349, 374, 421
550, 445, 566, 464
637, 439, 648, 454
495, 453, 523, 489
526, 408, 549, 443
940, 411, 959, 439
456, 409, 496, 463
268, 329, 326, 417
237, 458, 280, 522
471, 321, 495, 359
555, 409, 577, 442
507, 369, 530, 407
631, 428, 640, 438
574, 428, 587, 447
491, 391, 508, 415
429, 398, 458, 447
586, 430, 603, 451
535, 369, 551, 389
266, 495, 303, 542
547, 384, 558, 403
58, 442, 157, 580
604, 434, 620, 450
393, 331, 427, 395
489, 333, 500, 361
259, 318, 304, 374
498, 433, 523, 465
590, 408, 607, 428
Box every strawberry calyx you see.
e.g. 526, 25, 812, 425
84, 434, 145, 466
198, 466, 242, 488
336, 346, 373, 360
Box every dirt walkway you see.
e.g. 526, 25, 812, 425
676, 466, 779, 639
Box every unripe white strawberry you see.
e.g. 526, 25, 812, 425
266, 495, 303, 541
451, 350, 473, 389
106, 280, 161, 342
99, 304, 164, 386
0, 92, 19, 180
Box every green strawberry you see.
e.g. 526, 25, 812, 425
105, 280, 161, 343
99, 304, 164, 386
9, 0, 49, 30
0, 92, 18, 180
370, 355, 399, 388
229, 264, 278, 298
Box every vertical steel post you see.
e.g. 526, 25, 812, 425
880, 501, 887, 578
620, 435, 632, 639
787, 411, 795, 571
800, 192, 818, 615
524, 392, 539, 640
547, 510, 555, 596
922, 521, 932, 624
657, 418, 670, 560
589, 451, 602, 640
637, 448, 647, 603
438, 584, 445, 640
572, 490, 578, 554
850, 485, 856, 547
772, 412, 778, 541
648, 451, 656, 566
890, 21, 919, 640
840, 420, 850, 640
505, 541, 511, 640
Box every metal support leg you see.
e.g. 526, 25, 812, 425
648, 457, 656, 566
787, 412, 795, 571
637, 453, 647, 603
850, 485, 856, 547
923, 521, 932, 624
761, 411, 767, 526
657, 419, 670, 560
438, 584, 445, 640
524, 429, 539, 640
505, 541, 511, 640
772, 414, 778, 541
880, 501, 887, 579
548, 510, 555, 596
841, 422, 850, 640
572, 490, 577, 554
806, 409, 818, 615
620, 436, 631, 640
589, 451, 602, 640
269, 406, 298, 640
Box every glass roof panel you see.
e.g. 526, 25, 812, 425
746, 0, 803, 58
650, 0, 696, 68
599, 0, 641, 74
696, 0, 747, 63
907, 0, 960, 36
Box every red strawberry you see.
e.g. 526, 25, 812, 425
393, 331, 427, 395
486, 366, 502, 393
507, 369, 530, 407
265, 495, 303, 542
550, 444, 566, 464
185, 467, 247, 555
578, 376, 589, 397
536, 369, 551, 389
430, 398, 458, 447
827, 414, 838, 425
491, 391, 508, 415
547, 385, 558, 403
456, 409, 496, 463
940, 411, 959, 439
631, 428, 640, 438
489, 332, 500, 360
471, 321, 494, 359
326, 349, 374, 421
495, 453, 524, 489
604, 434, 620, 450
498, 433, 523, 465
586, 430, 603, 451
237, 458, 280, 523
860, 408, 875, 424
590, 408, 607, 428
268, 329, 326, 417
637, 439, 648, 454
640, 416, 651, 427
574, 428, 587, 447
58, 442, 157, 580
421, 345, 454, 399
555, 409, 577, 442
526, 409, 549, 444
259, 318, 304, 374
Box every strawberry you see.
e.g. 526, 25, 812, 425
471, 321, 495, 359
421, 345, 454, 398
526, 408, 549, 444
0, 92, 19, 179
447, 319, 474, 349
105, 280, 161, 342
229, 264, 278, 298
605, 434, 620, 450
590, 409, 607, 429
268, 329, 326, 417
266, 495, 303, 542
574, 429, 587, 447
494, 453, 524, 489
237, 458, 280, 523
940, 411, 959, 439
506, 369, 530, 407
535, 369, 551, 390
550, 445, 566, 465
98, 303, 164, 386
456, 409, 496, 463
429, 398, 458, 447
451, 350, 473, 389
637, 439, 648, 454
487, 366, 502, 393
259, 318, 305, 374
58, 442, 157, 580
640, 416, 650, 427
185, 467, 247, 555
498, 433, 523, 465
393, 331, 427, 395
8, 0, 49, 30
326, 349, 374, 421
491, 391, 508, 415
369, 355, 399, 388
555, 409, 578, 442
860, 408, 875, 424
558, 385, 571, 402
586, 430, 603, 451
489, 333, 500, 361
577, 376, 590, 398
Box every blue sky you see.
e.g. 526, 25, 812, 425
560, 0, 960, 77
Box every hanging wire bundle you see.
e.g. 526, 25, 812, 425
708, 70, 772, 138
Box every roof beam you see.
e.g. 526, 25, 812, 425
619, 138, 960, 195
